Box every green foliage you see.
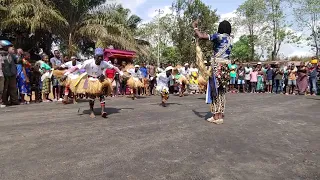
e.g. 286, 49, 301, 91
293, 0, 320, 57
171, 0, 218, 65
235, 0, 266, 60
231, 35, 255, 62
0, 0, 147, 57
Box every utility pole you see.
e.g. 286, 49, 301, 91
155, 9, 164, 67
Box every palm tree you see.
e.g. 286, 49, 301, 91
51, 1, 147, 55
1, 0, 149, 57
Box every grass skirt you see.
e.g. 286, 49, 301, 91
127, 77, 143, 89
70, 75, 112, 96
198, 75, 207, 92
178, 75, 188, 85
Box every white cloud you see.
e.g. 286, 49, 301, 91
105, 0, 146, 14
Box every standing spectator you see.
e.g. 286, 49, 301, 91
266, 64, 274, 93
180, 63, 190, 78
283, 63, 289, 94
308, 60, 318, 96
1, 45, 19, 106
50, 50, 63, 101
237, 64, 245, 93
17, 52, 32, 104
105, 62, 116, 97
147, 62, 156, 95
156, 63, 164, 75
16, 48, 24, 64
63, 56, 69, 63
297, 62, 308, 95
250, 68, 258, 93
140, 63, 148, 78
274, 64, 284, 94
37, 55, 52, 102
228, 60, 237, 93
287, 64, 297, 95
113, 59, 120, 97
0, 46, 5, 107
256, 63, 264, 93
244, 63, 252, 92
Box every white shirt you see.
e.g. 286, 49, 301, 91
189, 68, 199, 73
80, 59, 114, 78
180, 67, 190, 77
245, 67, 253, 80
156, 72, 172, 87
156, 67, 164, 74
61, 61, 81, 69
50, 57, 62, 67
128, 68, 142, 79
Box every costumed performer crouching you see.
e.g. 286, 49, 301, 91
65, 48, 123, 118
127, 65, 143, 100
60, 56, 82, 104
156, 66, 174, 107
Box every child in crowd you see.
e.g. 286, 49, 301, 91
37, 55, 52, 102
250, 68, 258, 93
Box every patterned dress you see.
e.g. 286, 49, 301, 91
205, 33, 232, 114
17, 59, 31, 95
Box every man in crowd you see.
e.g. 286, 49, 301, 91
50, 50, 63, 101
244, 63, 252, 93
1, 44, 19, 106
180, 63, 190, 78
266, 64, 274, 93
274, 63, 284, 94
147, 62, 156, 95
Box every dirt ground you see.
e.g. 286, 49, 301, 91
0, 94, 319, 180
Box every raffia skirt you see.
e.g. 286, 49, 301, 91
127, 77, 143, 89
70, 75, 112, 96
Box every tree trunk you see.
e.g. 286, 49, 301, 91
68, 33, 72, 56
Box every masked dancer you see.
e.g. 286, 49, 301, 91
193, 20, 232, 124
67, 48, 123, 118
156, 66, 174, 107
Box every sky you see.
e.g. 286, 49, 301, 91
108, 0, 314, 58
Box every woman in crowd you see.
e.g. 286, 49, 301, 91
250, 68, 258, 93
17, 52, 32, 104
297, 62, 308, 95
256, 63, 264, 93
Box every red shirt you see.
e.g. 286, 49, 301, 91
106, 68, 116, 79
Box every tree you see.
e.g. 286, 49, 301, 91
264, 0, 301, 60
236, 0, 266, 61
231, 35, 254, 62
171, 0, 218, 65
0, 0, 67, 54
0, 0, 147, 57
294, 0, 320, 57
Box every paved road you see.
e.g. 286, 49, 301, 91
0, 94, 319, 180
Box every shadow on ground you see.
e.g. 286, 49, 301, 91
192, 109, 212, 121
81, 107, 133, 116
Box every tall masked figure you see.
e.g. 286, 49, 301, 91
193, 20, 232, 124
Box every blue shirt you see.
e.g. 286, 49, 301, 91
266, 68, 274, 80
140, 67, 148, 78
209, 33, 232, 59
